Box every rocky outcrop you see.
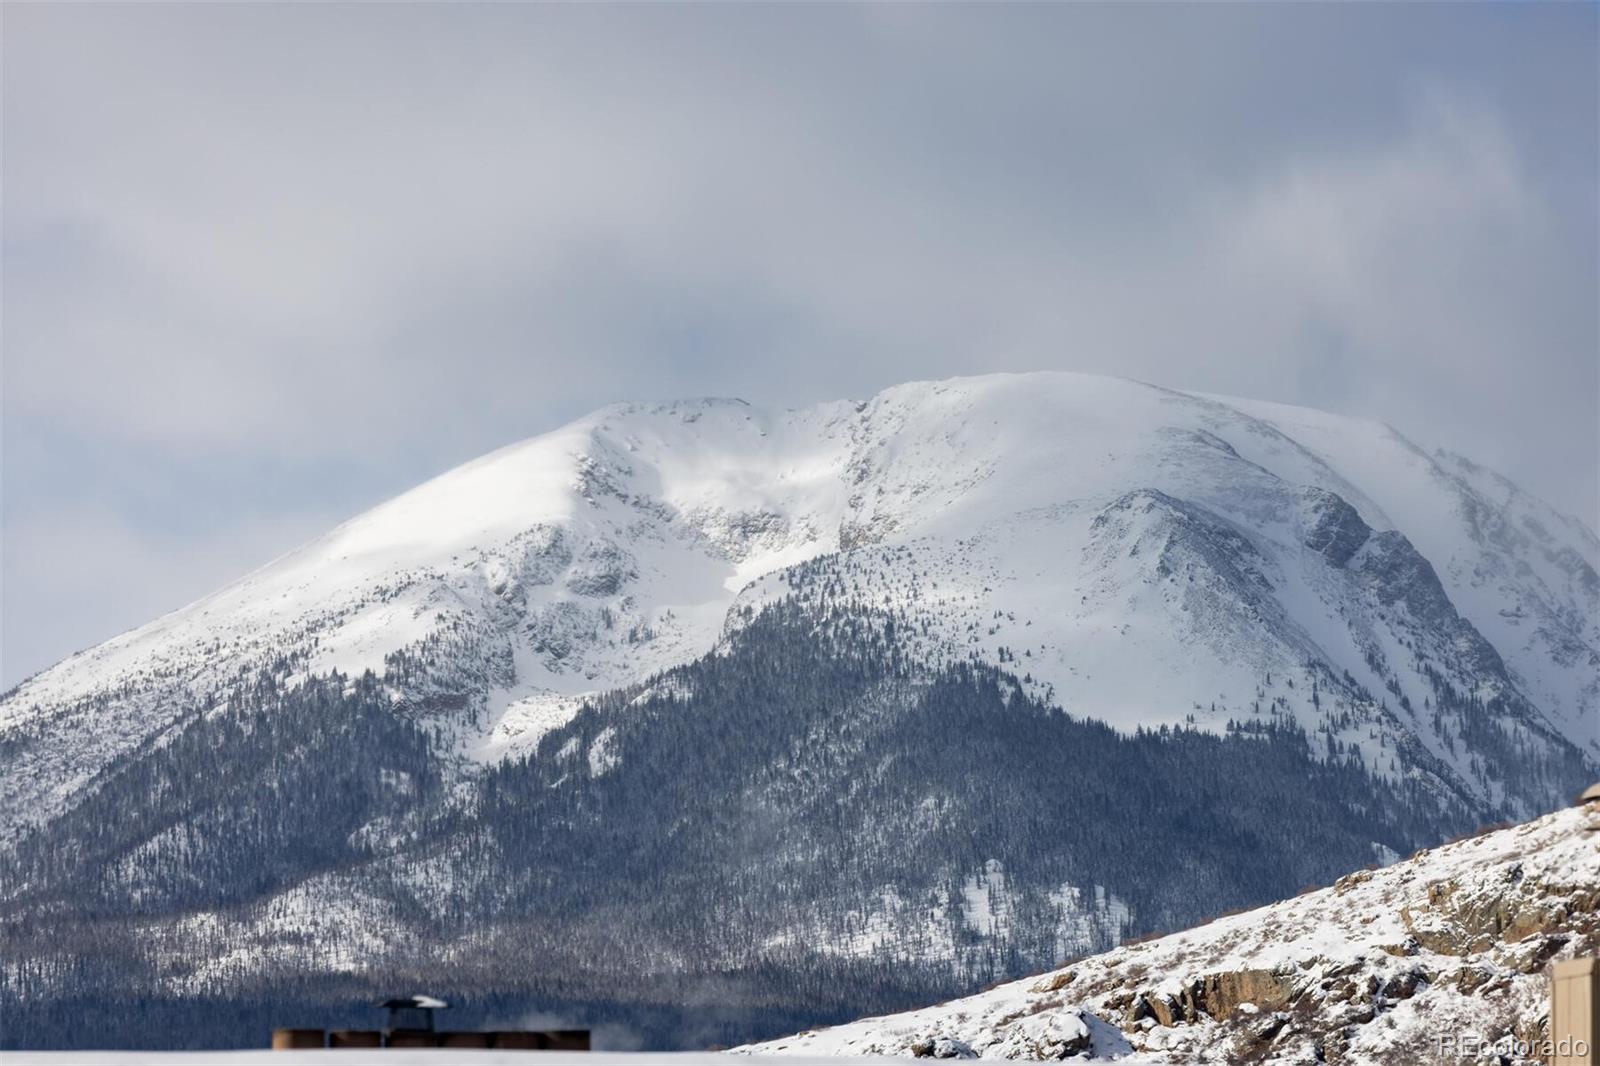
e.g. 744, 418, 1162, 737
1300, 488, 1372, 568
908, 1036, 976, 1059
1400, 861, 1600, 958
1126, 969, 1298, 1028
1350, 528, 1508, 679
1196, 969, 1297, 1019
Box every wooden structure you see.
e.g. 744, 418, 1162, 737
272, 993, 590, 1051
378, 993, 449, 1039
271, 1027, 591, 1050
1550, 785, 1598, 1066
1553, 958, 1598, 1066
271, 1029, 325, 1050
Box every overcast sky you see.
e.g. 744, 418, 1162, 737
3, 3, 1596, 687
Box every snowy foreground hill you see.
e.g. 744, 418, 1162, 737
2, 372, 1596, 1049
742, 798, 1600, 1064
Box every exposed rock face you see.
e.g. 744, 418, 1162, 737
1131, 969, 1296, 1028
1197, 969, 1297, 1019
1295, 484, 1533, 711
1351, 528, 1509, 679
1400, 856, 1600, 958
1301, 488, 1372, 568
740, 802, 1600, 1064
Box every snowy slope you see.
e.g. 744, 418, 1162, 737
3, 373, 1595, 840
738, 795, 1600, 1064
1201, 392, 1600, 750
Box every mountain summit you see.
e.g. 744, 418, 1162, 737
3, 372, 1595, 1048
7, 373, 1593, 829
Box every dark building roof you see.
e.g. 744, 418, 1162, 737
378, 995, 449, 1010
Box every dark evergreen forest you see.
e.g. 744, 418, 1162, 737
1, 601, 1527, 1049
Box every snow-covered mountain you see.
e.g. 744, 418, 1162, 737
739, 792, 1600, 1064
3, 372, 1596, 1051
5, 373, 1594, 838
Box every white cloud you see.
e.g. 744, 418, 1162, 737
3, 4, 1595, 682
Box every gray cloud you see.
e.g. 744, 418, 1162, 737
3, 3, 1595, 685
